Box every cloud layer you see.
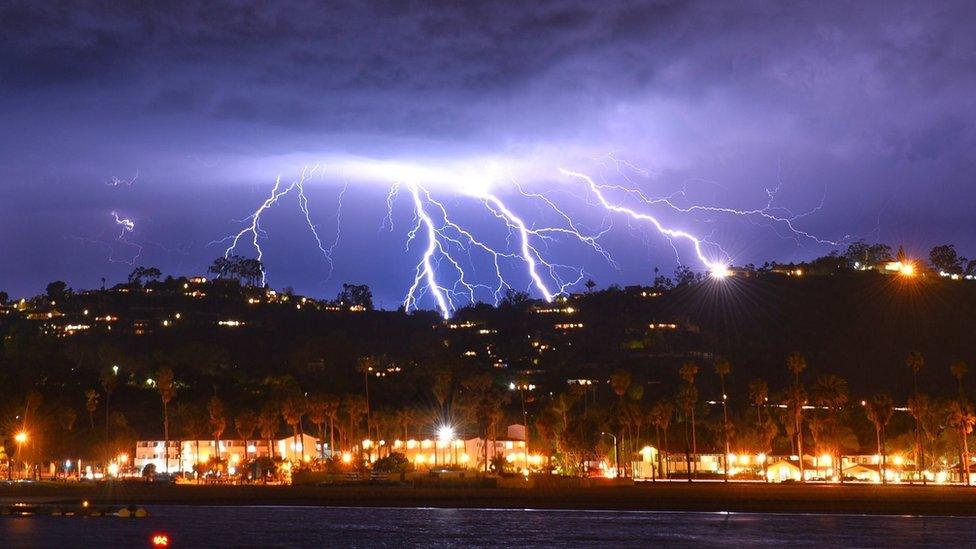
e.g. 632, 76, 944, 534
1, 1, 974, 303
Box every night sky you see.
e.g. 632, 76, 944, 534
1, 1, 975, 310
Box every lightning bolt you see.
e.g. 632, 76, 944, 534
559, 168, 729, 274
598, 155, 845, 247
404, 183, 454, 319
107, 170, 139, 187
111, 211, 135, 238
213, 166, 342, 286
223, 157, 842, 318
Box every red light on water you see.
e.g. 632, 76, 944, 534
152, 534, 170, 547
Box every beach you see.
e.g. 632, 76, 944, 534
3, 481, 976, 516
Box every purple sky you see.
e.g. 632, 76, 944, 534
1, 1, 975, 309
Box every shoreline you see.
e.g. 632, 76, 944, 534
3, 482, 976, 517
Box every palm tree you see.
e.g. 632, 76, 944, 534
307, 396, 328, 459
758, 418, 778, 482
951, 360, 968, 399
609, 369, 631, 474
947, 400, 976, 485
678, 361, 699, 475
813, 374, 849, 476
714, 359, 732, 481
610, 369, 632, 401
395, 408, 414, 441
357, 357, 378, 438
342, 394, 367, 454
906, 351, 924, 395
786, 352, 807, 481
749, 379, 769, 430
431, 367, 453, 420
649, 400, 673, 479
864, 393, 893, 484
84, 389, 99, 429
156, 367, 176, 473
235, 410, 257, 463
676, 384, 698, 482
100, 366, 118, 434
258, 403, 279, 459
208, 396, 226, 462
321, 395, 340, 454
281, 395, 308, 461
906, 351, 925, 482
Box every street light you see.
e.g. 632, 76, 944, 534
12, 431, 28, 481
601, 432, 619, 478
437, 425, 455, 466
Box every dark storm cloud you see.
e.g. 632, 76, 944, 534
1, 0, 975, 302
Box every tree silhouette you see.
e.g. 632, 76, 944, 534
714, 359, 732, 481
156, 367, 176, 473
786, 352, 808, 481
85, 389, 99, 430
337, 283, 374, 310
865, 393, 893, 484
929, 244, 965, 274
235, 410, 257, 463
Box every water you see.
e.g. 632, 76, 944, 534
1, 506, 974, 547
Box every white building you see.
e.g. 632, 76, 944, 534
366, 424, 535, 471
134, 433, 321, 474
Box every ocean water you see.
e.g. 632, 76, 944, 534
1, 506, 974, 547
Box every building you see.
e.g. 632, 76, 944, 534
134, 433, 321, 474
370, 424, 534, 471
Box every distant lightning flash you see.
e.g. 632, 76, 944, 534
107, 170, 139, 187
223, 157, 839, 318
111, 211, 136, 238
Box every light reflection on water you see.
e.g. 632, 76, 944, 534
0, 506, 972, 547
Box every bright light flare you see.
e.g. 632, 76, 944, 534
437, 425, 455, 442
710, 265, 732, 279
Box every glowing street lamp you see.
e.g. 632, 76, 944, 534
437, 426, 455, 465
8, 431, 28, 480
